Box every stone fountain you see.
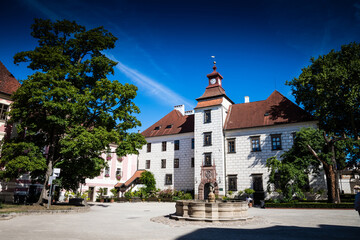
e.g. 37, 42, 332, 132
170, 184, 251, 222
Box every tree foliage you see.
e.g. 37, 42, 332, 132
266, 128, 346, 202
0, 19, 146, 200
286, 42, 360, 162
139, 171, 156, 193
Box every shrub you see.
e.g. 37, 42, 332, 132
265, 202, 354, 209
244, 188, 255, 196
159, 189, 173, 199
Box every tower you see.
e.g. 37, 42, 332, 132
194, 63, 234, 200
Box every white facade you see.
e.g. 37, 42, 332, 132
138, 132, 194, 191
137, 66, 327, 201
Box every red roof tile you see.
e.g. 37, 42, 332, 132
141, 110, 194, 138
0, 61, 21, 95
195, 98, 223, 109
114, 170, 145, 188
224, 90, 314, 130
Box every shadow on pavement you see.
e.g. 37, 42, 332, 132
87, 203, 110, 208
176, 225, 360, 240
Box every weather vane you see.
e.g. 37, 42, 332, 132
211, 56, 216, 65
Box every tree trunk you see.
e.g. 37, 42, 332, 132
325, 164, 337, 203
36, 159, 52, 204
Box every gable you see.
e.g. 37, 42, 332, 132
0, 61, 21, 96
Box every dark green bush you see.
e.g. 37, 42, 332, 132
265, 202, 354, 209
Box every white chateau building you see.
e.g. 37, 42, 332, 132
138, 64, 321, 203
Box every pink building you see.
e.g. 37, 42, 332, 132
81, 143, 139, 201
0, 61, 22, 202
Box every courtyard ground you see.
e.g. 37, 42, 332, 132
0, 202, 359, 240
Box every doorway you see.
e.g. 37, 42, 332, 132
204, 183, 210, 200
88, 187, 94, 202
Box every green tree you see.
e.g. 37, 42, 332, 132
286, 42, 360, 202
286, 42, 360, 160
266, 128, 346, 202
0, 19, 146, 203
139, 171, 156, 194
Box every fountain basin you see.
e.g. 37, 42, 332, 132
171, 200, 251, 222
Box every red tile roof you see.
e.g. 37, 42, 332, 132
141, 110, 194, 138
114, 170, 145, 188
195, 98, 223, 109
224, 90, 314, 130
0, 61, 21, 95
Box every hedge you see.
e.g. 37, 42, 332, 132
265, 202, 354, 209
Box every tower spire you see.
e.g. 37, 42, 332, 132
211, 56, 217, 72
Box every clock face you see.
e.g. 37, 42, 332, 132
210, 78, 216, 84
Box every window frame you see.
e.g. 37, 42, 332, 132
145, 160, 151, 169
203, 132, 212, 146
161, 159, 166, 169
174, 140, 180, 150
250, 136, 261, 152
191, 157, 194, 168
204, 152, 212, 167
227, 138, 236, 153
271, 134, 282, 150
0, 103, 9, 121
174, 158, 179, 168
191, 138, 194, 149
165, 174, 172, 185
162, 141, 167, 151
204, 110, 211, 123
146, 143, 151, 152
228, 175, 237, 191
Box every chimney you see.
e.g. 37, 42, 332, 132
185, 110, 194, 115
174, 105, 185, 115
244, 96, 250, 103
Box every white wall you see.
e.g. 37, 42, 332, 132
224, 121, 319, 195
138, 132, 194, 191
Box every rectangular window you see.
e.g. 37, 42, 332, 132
162, 141, 167, 151
174, 158, 179, 168
147, 143, 151, 152
228, 175, 237, 191
116, 168, 122, 177
104, 167, 110, 177
251, 136, 261, 152
203, 132, 212, 146
0, 104, 9, 120
161, 159, 166, 169
271, 134, 282, 150
204, 153, 212, 167
174, 140, 180, 150
165, 174, 172, 185
204, 110, 211, 123
145, 160, 151, 169
191, 138, 195, 149
228, 138, 236, 153
191, 158, 194, 168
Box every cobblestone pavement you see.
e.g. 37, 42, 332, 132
0, 202, 359, 240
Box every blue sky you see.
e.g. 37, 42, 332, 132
1, 0, 360, 131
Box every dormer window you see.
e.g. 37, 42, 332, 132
154, 126, 161, 130
166, 124, 172, 129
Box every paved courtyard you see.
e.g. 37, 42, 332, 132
0, 202, 359, 240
